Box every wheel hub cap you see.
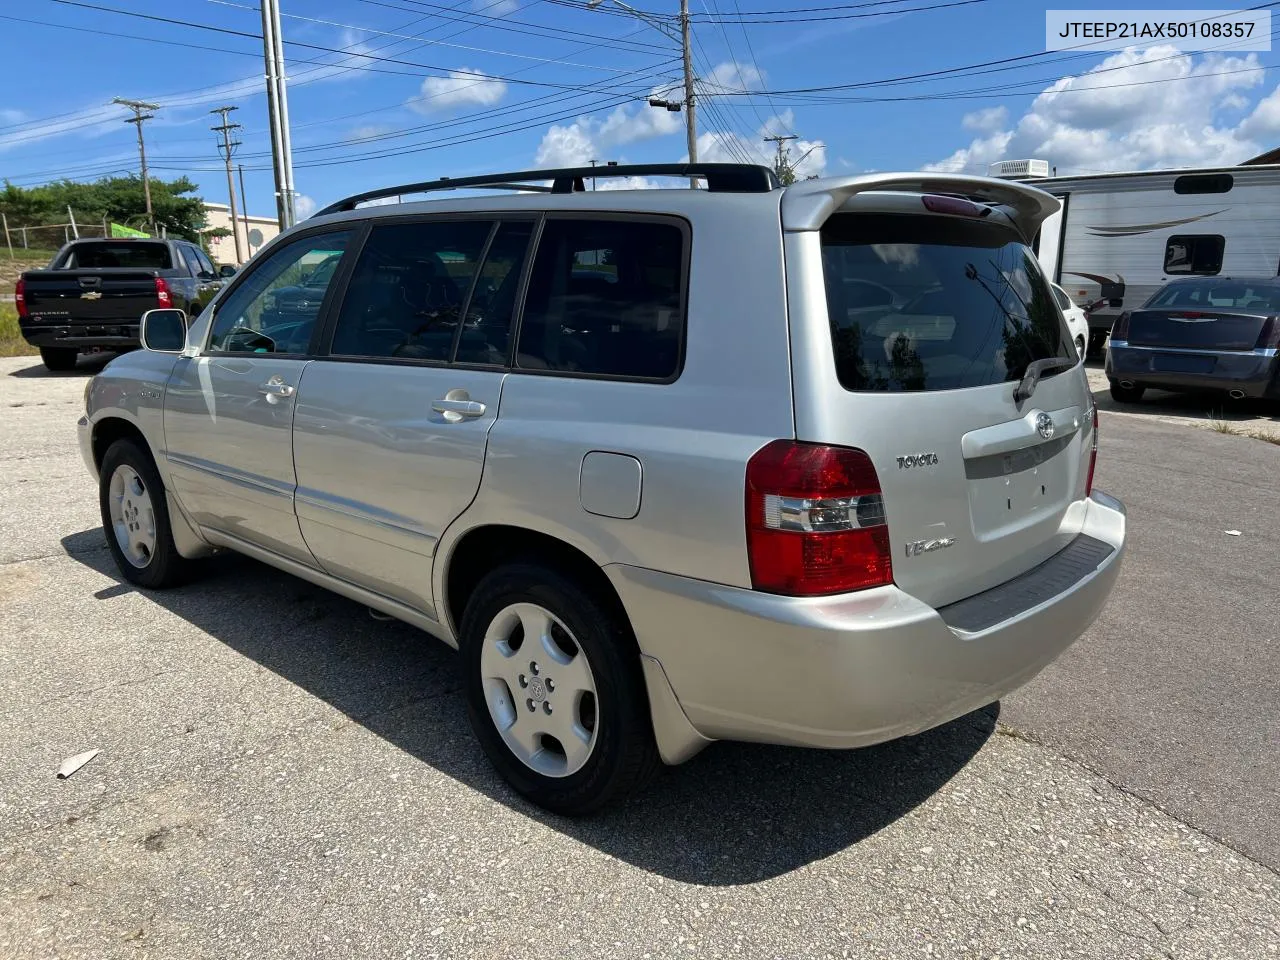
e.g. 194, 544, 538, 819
107, 464, 157, 569
480, 602, 598, 779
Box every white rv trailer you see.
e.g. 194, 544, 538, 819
990, 161, 1280, 353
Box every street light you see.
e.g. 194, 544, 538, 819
588, 0, 698, 166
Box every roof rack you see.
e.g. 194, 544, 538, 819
315, 163, 779, 217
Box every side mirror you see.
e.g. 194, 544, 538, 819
140, 308, 188, 353
218, 264, 238, 279
197, 270, 216, 281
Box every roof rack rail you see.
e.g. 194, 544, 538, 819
314, 163, 779, 217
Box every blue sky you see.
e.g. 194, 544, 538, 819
3, 0, 1279, 218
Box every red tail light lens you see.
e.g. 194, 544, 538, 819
1111, 311, 1131, 341
1085, 403, 1099, 497
14, 278, 27, 319
745, 440, 892, 596
155, 276, 172, 308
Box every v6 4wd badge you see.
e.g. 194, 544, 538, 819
897, 452, 939, 469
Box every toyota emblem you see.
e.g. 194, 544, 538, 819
1035, 412, 1055, 440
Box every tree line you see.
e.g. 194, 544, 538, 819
0, 175, 211, 242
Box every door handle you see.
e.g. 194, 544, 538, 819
259, 377, 296, 400
431, 398, 486, 419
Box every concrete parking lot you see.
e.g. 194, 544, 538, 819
1, 354, 1277, 959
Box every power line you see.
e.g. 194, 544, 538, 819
687, 0, 988, 22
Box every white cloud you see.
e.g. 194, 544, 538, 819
294, 194, 317, 219
351, 124, 393, 141
962, 106, 1008, 133
411, 68, 507, 114
474, 0, 517, 12
700, 60, 765, 95
928, 45, 1271, 175
536, 122, 595, 167
596, 176, 661, 190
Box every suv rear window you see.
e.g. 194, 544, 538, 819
59, 242, 172, 270
821, 213, 1070, 392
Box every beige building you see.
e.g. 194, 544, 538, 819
201, 202, 280, 267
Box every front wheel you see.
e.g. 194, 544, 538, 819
459, 563, 659, 815
39, 347, 78, 372
98, 439, 192, 589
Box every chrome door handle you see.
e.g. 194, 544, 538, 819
431, 398, 486, 419
259, 377, 296, 399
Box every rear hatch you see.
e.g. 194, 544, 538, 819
1126, 279, 1280, 351
23, 269, 161, 322
783, 180, 1092, 609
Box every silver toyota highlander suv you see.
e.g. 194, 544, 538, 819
78, 164, 1127, 815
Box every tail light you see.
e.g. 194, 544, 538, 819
155, 276, 172, 308
1256, 316, 1280, 350
1110, 311, 1131, 341
921, 194, 990, 218
745, 441, 892, 596
1085, 403, 1099, 497
14, 278, 27, 319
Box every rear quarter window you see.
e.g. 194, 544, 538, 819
821, 213, 1070, 393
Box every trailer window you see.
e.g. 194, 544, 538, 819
1164, 235, 1224, 276
1173, 174, 1233, 195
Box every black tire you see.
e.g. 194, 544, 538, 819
1109, 379, 1145, 404
39, 347, 78, 372
459, 562, 659, 815
98, 439, 192, 589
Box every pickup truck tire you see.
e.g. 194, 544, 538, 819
460, 562, 659, 815
98, 439, 192, 589
39, 347, 78, 372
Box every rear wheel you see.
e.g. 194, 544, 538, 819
39, 347, 78, 372
99, 439, 192, 589
459, 562, 659, 815
1109, 379, 1146, 404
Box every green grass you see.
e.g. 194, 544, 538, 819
1207, 414, 1280, 445
0, 303, 37, 357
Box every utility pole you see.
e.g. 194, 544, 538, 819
211, 106, 245, 264
680, 0, 697, 166
259, 0, 296, 229
764, 133, 798, 184
238, 163, 251, 257
113, 98, 159, 234
589, 0, 697, 174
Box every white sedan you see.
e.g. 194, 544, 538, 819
1051, 282, 1091, 359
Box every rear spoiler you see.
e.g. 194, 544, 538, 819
780, 172, 1061, 243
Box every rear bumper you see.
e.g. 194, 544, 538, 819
20, 320, 140, 350
1106, 342, 1279, 397
611, 492, 1126, 756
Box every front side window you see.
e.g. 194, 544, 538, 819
1050, 284, 1072, 311
1164, 235, 1224, 275
207, 231, 352, 355
194, 247, 217, 277
821, 213, 1070, 393
516, 218, 684, 380
330, 220, 493, 361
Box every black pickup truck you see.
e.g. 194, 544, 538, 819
16, 238, 227, 371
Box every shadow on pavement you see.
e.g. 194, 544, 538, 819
61, 526, 995, 885
7, 354, 114, 378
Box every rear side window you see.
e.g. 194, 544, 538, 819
330, 220, 493, 361
821, 213, 1070, 393
59, 242, 172, 270
1164, 235, 1224, 276
516, 218, 684, 380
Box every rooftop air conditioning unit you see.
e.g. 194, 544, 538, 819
988, 159, 1051, 180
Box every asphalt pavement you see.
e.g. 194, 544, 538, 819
1, 354, 1277, 959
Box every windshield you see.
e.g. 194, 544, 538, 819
1146, 280, 1280, 313
59, 242, 171, 270
821, 213, 1071, 393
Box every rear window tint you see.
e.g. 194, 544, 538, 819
59, 242, 172, 270
821, 213, 1070, 393
516, 218, 684, 380
1147, 280, 1280, 312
